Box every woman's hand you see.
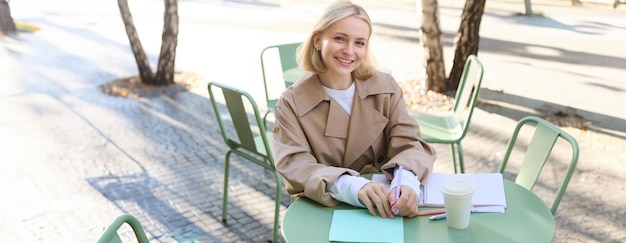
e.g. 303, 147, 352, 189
389, 185, 420, 217
358, 182, 395, 218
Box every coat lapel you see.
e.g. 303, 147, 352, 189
293, 73, 326, 117
342, 79, 390, 166
325, 100, 349, 138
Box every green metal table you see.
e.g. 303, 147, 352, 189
281, 180, 554, 243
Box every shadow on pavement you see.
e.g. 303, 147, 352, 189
478, 88, 626, 139
84, 90, 291, 242
460, 108, 624, 243
87, 173, 222, 242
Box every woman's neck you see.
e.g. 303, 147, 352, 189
317, 73, 353, 90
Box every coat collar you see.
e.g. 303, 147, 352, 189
292, 72, 396, 117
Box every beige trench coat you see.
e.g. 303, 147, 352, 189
272, 72, 436, 207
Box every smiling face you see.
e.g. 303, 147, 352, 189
314, 15, 370, 89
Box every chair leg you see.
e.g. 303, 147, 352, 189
456, 142, 465, 173
263, 110, 271, 130
450, 144, 458, 174
222, 151, 232, 224
272, 172, 282, 243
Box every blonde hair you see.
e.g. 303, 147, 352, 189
297, 0, 379, 80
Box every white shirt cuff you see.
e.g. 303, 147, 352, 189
389, 167, 421, 202
328, 174, 370, 207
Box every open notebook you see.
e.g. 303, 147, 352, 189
372, 172, 507, 213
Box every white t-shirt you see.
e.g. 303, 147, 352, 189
322, 82, 355, 115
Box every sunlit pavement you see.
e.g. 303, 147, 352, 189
1, 0, 625, 242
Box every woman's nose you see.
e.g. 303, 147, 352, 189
343, 43, 353, 53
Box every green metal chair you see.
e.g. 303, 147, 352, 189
260, 42, 302, 127
413, 54, 484, 173
98, 214, 149, 243
208, 81, 284, 243
498, 116, 579, 215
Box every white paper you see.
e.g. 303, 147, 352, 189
423, 173, 507, 211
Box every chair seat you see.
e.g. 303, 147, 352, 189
414, 113, 464, 143
254, 131, 274, 156
410, 55, 483, 174
283, 67, 304, 87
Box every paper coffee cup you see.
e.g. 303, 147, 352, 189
441, 180, 474, 229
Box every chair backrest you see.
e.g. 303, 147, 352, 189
98, 214, 149, 243
208, 81, 275, 169
498, 116, 579, 215
452, 54, 484, 139
260, 42, 301, 107
261, 42, 300, 75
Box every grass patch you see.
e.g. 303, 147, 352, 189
513, 12, 546, 18
16, 22, 41, 32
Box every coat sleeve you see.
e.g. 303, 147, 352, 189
272, 92, 357, 207
379, 75, 437, 183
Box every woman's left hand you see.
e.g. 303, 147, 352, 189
358, 182, 395, 218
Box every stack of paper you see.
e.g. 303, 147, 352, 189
422, 173, 507, 212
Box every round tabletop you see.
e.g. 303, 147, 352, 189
281, 180, 555, 243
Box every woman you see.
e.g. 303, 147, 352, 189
272, 0, 436, 218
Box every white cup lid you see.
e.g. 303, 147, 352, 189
442, 180, 474, 196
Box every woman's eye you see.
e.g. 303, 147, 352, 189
356, 41, 366, 46
334, 36, 345, 41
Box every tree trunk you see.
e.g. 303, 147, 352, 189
523, 0, 534, 15
448, 0, 485, 92
154, 0, 178, 86
118, 0, 155, 84
0, 0, 16, 35
420, 0, 447, 92
415, 0, 425, 79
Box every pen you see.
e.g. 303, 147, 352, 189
427, 208, 483, 220
417, 208, 446, 216
394, 165, 402, 215
428, 213, 447, 220
418, 205, 484, 216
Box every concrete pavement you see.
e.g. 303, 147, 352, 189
1, 0, 625, 242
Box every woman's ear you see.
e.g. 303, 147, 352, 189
313, 32, 321, 50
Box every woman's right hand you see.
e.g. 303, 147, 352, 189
358, 182, 394, 218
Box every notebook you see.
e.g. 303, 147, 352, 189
422, 173, 507, 209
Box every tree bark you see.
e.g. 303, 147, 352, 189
154, 0, 178, 86
415, 0, 425, 78
448, 0, 485, 92
420, 0, 447, 92
118, 0, 155, 84
0, 0, 16, 35
523, 0, 534, 15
